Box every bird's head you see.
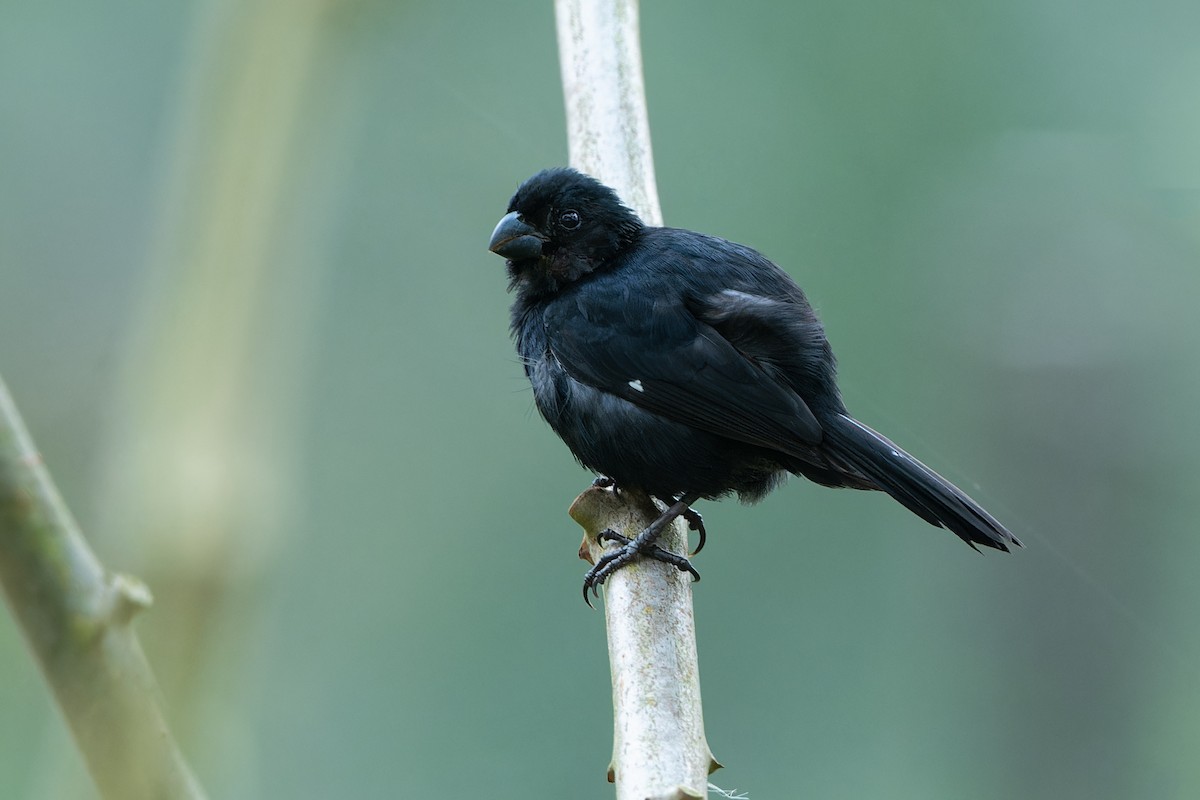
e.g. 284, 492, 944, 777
488, 168, 644, 293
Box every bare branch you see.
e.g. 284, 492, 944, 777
556, 2, 719, 795
571, 488, 720, 799
556, 0, 662, 225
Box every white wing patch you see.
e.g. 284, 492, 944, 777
719, 289, 777, 309
627, 379, 645, 392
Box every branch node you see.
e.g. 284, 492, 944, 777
108, 572, 155, 625
572, 485, 658, 566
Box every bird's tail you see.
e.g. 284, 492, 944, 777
822, 413, 1020, 552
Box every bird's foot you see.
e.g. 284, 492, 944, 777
592, 475, 616, 490
582, 530, 700, 607
581, 493, 702, 607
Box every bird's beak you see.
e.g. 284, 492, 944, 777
488, 212, 546, 261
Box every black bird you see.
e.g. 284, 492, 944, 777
488, 168, 1019, 603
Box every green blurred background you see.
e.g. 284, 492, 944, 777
3, 0, 1199, 797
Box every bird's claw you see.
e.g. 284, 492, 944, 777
597, 528, 627, 546
582, 528, 700, 608
681, 507, 706, 555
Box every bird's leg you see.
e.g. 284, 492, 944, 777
583, 492, 702, 606
651, 494, 706, 555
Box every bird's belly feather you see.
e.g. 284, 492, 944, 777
531, 352, 784, 500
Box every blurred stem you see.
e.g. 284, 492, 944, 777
103, 0, 327, 576
556, 1, 717, 797
90, 0, 358, 786
0, 376, 206, 800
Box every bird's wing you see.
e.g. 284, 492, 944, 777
686, 288, 834, 396
544, 290, 823, 454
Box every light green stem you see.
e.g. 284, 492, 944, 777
0, 376, 206, 800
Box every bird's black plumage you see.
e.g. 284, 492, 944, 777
489, 168, 1018, 595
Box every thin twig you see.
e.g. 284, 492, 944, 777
556, 1, 720, 796
0, 376, 206, 800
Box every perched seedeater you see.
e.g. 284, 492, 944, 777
489, 168, 1018, 602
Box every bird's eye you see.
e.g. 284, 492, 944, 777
558, 209, 581, 230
